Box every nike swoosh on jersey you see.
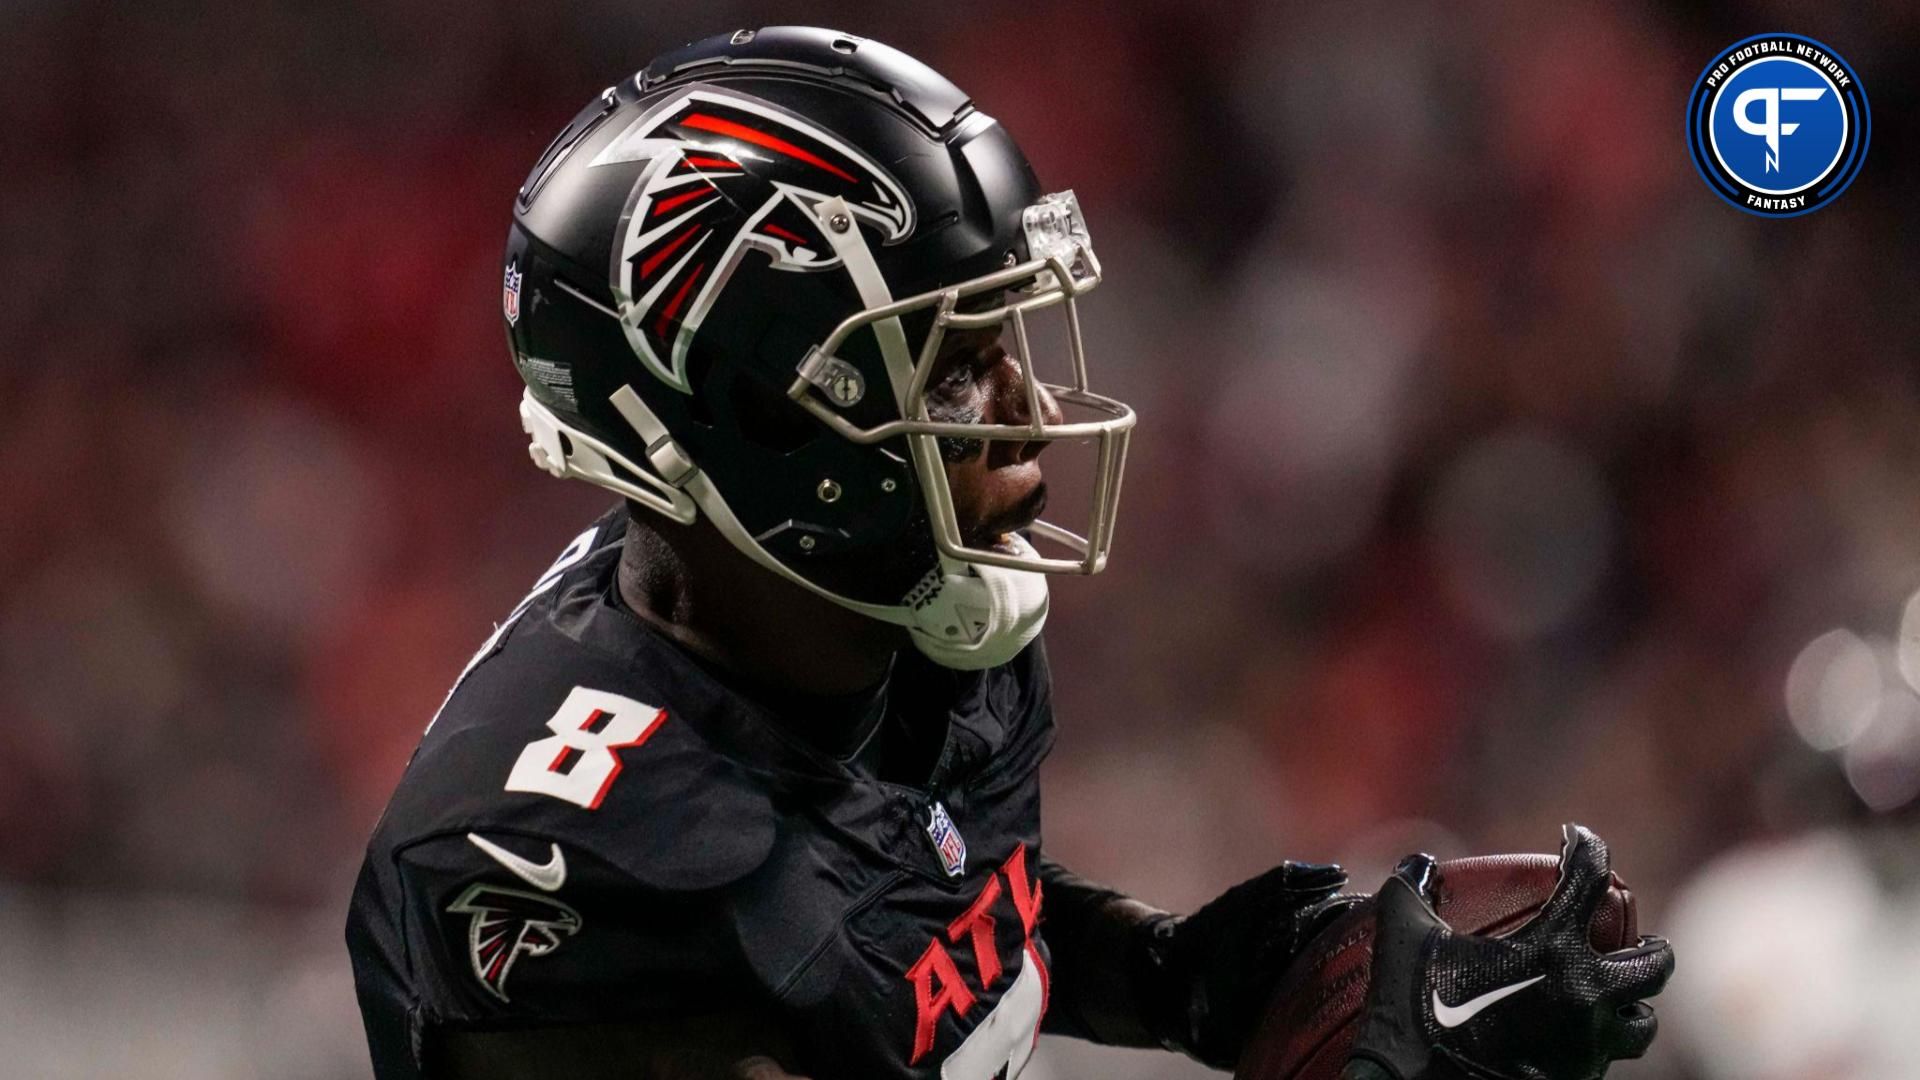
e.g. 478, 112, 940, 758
1432, 974, 1546, 1029
467, 833, 567, 893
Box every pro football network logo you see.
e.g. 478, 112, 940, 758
447, 882, 581, 1002
588, 88, 915, 393
926, 800, 967, 877
503, 259, 524, 325
1687, 34, 1869, 217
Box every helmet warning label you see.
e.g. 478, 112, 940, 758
516, 354, 578, 410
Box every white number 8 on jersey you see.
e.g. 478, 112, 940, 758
506, 686, 666, 810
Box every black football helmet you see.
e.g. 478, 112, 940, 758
504, 26, 1133, 668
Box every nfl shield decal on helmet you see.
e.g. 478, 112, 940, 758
503, 259, 524, 325
926, 801, 967, 877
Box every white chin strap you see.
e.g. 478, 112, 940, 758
904, 546, 1051, 671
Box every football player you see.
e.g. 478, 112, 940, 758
347, 27, 1671, 1080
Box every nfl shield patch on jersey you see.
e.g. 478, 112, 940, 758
925, 801, 966, 877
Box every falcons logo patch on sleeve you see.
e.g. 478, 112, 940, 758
447, 883, 583, 1002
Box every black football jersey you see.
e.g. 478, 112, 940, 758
347, 506, 1058, 1079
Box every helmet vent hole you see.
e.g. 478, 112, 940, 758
831, 37, 859, 54
605, 457, 645, 487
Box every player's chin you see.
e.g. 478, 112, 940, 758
964, 473, 1048, 556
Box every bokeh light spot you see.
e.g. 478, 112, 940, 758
1783, 629, 1881, 752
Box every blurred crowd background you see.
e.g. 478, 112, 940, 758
4, 0, 1919, 1077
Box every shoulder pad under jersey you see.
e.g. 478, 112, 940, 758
391, 595, 779, 894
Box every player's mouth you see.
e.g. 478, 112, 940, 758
974, 480, 1049, 555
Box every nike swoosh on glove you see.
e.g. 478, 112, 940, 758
1343, 824, 1674, 1080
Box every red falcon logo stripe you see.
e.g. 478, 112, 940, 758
654, 263, 706, 340
681, 113, 859, 182
641, 224, 703, 279
759, 223, 811, 247
651, 185, 717, 217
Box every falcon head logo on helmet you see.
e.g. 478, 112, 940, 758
591, 88, 915, 393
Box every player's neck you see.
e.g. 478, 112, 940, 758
615, 511, 904, 697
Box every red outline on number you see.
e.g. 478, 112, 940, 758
585, 708, 667, 810
548, 709, 609, 772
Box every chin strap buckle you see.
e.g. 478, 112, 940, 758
644, 435, 697, 488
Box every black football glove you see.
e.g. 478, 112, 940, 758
1135, 860, 1364, 1068
1343, 824, 1675, 1080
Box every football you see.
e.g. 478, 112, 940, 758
1235, 854, 1638, 1080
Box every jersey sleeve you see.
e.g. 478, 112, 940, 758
389, 830, 756, 1029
